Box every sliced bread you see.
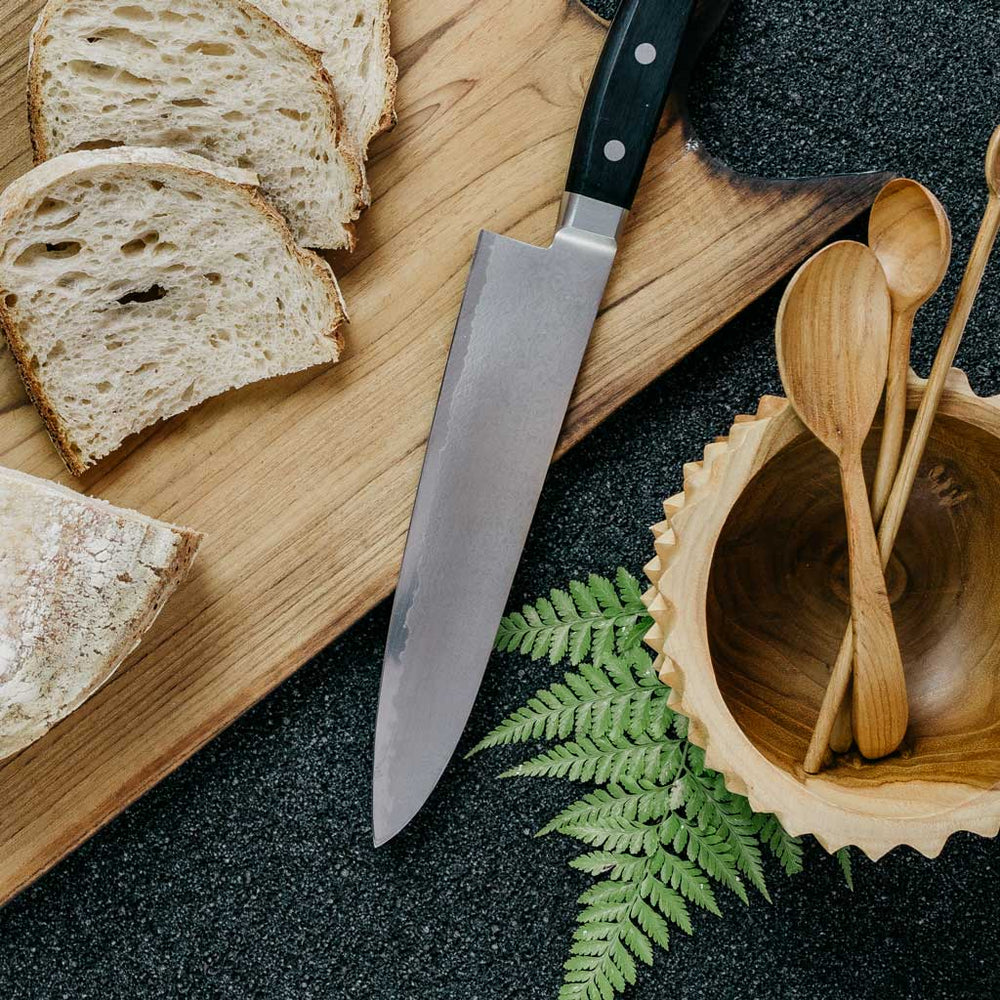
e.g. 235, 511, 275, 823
250, 0, 396, 156
0, 147, 347, 475
28, 0, 364, 249
0, 465, 201, 761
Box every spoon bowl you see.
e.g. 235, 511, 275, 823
869, 179, 951, 315
775, 241, 891, 453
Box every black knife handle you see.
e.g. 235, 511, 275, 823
565, 0, 695, 210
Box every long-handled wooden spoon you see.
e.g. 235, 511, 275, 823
805, 124, 1000, 773
776, 241, 907, 762
828, 179, 952, 754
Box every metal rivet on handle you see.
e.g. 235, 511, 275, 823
603, 140, 626, 162
634, 42, 657, 64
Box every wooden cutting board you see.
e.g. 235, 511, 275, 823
0, 0, 889, 905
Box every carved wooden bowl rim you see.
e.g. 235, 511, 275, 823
642, 368, 1000, 860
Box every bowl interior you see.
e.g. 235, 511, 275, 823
707, 411, 1000, 788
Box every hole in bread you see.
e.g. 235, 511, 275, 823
118, 69, 155, 88
277, 108, 310, 122
34, 197, 70, 217
45, 341, 67, 362
113, 5, 154, 21
117, 284, 168, 305
185, 41, 233, 56
120, 231, 158, 255
96, 381, 112, 393
235, 156, 253, 169
172, 97, 209, 108
99, 182, 119, 194
205, 272, 222, 285
275, 296, 284, 312
57, 271, 88, 288
85, 27, 156, 48
148, 179, 166, 191
180, 190, 202, 201
353, 11, 364, 27
221, 110, 246, 122
14, 241, 83, 266
4, 293, 17, 308
67, 59, 116, 81
74, 138, 119, 151
180, 381, 196, 401
104, 339, 125, 351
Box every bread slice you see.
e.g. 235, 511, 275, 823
0, 147, 347, 475
28, 0, 365, 249
250, 0, 396, 156
0, 465, 201, 761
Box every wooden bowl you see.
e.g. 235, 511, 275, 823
642, 369, 1000, 859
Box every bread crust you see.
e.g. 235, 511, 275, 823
367, 0, 398, 147
0, 148, 347, 475
27, 0, 366, 250
0, 467, 203, 760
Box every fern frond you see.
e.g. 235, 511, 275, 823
475, 567, 856, 1000
467, 654, 669, 757
496, 571, 652, 668
539, 782, 673, 837
661, 814, 748, 904
754, 813, 805, 876
501, 734, 683, 786
688, 772, 770, 902
655, 850, 721, 917
837, 847, 854, 890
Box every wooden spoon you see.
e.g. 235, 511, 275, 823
776, 241, 907, 761
868, 180, 953, 517
828, 180, 952, 753
805, 126, 1000, 773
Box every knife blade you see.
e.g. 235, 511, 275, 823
374, 0, 695, 847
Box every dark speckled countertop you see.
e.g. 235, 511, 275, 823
3, 1, 1000, 997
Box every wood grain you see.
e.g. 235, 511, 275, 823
643, 374, 1000, 859
0, 0, 888, 904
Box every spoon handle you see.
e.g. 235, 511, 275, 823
840, 455, 908, 760
828, 305, 918, 754
871, 308, 917, 519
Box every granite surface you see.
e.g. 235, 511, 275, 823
3, 1, 1000, 997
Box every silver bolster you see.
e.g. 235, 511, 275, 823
556, 192, 629, 243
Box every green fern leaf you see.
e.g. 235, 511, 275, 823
502, 735, 680, 786
643, 875, 693, 935
551, 587, 578, 621
539, 782, 672, 837
589, 574, 623, 613
656, 850, 721, 917
837, 847, 854, 890
571, 578, 601, 615
570, 852, 650, 881
754, 814, 804, 876
615, 567, 645, 607
631, 896, 670, 951
569, 622, 593, 665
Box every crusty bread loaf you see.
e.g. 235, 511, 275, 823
28, 0, 364, 249
0, 147, 347, 474
0, 465, 201, 761
250, 0, 396, 155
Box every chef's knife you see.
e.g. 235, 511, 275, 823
374, 0, 695, 846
